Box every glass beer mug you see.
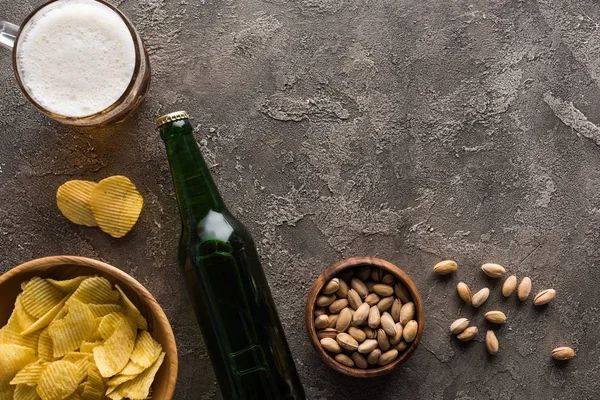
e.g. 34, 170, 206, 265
0, 0, 150, 127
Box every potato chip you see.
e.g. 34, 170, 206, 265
21, 295, 70, 336
87, 303, 123, 318
48, 299, 96, 358
130, 330, 162, 368
0, 380, 14, 400
37, 360, 83, 400
115, 352, 165, 399
48, 277, 89, 294
107, 373, 138, 388
115, 285, 148, 331
1, 308, 41, 350
14, 383, 41, 400
96, 312, 127, 340
70, 277, 120, 305
106, 392, 123, 400
90, 176, 144, 238
37, 329, 54, 361
14, 295, 38, 332
21, 278, 65, 319
119, 359, 146, 376
56, 180, 98, 227
10, 361, 48, 385
0, 344, 37, 381
79, 340, 102, 354
93, 317, 137, 378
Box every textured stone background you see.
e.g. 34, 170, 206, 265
1, 0, 599, 398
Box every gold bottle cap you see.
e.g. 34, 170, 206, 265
156, 111, 189, 129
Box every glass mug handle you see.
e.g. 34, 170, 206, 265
0, 20, 19, 50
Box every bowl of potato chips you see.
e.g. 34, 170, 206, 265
0, 256, 177, 400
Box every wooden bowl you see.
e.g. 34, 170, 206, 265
305, 257, 424, 378
0, 256, 178, 399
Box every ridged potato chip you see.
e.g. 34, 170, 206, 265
90, 176, 144, 238
14, 295, 37, 331
48, 299, 96, 358
13, 383, 40, 400
0, 344, 37, 381
71, 277, 120, 305
37, 360, 83, 400
107, 373, 137, 388
0, 381, 14, 400
116, 285, 148, 330
21, 278, 65, 319
93, 317, 137, 377
48, 277, 89, 294
37, 329, 54, 361
0, 308, 41, 350
88, 303, 123, 318
10, 361, 47, 385
21, 296, 70, 336
79, 340, 102, 354
56, 180, 98, 227
130, 330, 162, 368
119, 360, 146, 376
114, 352, 165, 399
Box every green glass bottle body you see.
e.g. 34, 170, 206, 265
159, 115, 305, 400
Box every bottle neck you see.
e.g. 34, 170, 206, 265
160, 119, 225, 225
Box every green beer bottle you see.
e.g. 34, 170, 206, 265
157, 111, 305, 400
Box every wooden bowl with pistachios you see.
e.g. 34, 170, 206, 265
305, 257, 424, 378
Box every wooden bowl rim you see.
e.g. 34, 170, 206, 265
0, 255, 178, 399
305, 256, 425, 378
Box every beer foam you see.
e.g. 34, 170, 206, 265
16, 0, 136, 117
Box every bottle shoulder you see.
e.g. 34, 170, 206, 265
184, 209, 253, 245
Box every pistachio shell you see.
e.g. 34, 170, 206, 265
353, 303, 370, 326
366, 349, 381, 365
450, 318, 469, 334
457, 326, 478, 342
391, 299, 402, 322
457, 282, 472, 303
322, 278, 340, 295
317, 328, 338, 340
320, 337, 342, 353
378, 349, 399, 366
381, 274, 395, 285
357, 339, 378, 354
348, 326, 367, 343
485, 330, 499, 355
517, 277, 532, 301
355, 266, 372, 281
371, 268, 383, 282
368, 306, 381, 329
481, 263, 506, 278
347, 289, 363, 310
336, 279, 349, 298
402, 320, 418, 343
380, 312, 397, 336
400, 302, 415, 325
328, 298, 349, 314
336, 332, 359, 351
350, 278, 369, 299
373, 284, 394, 297
552, 346, 575, 360
471, 288, 490, 308
316, 294, 336, 307
377, 328, 391, 351
534, 289, 556, 306
334, 353, 354, 367
315, 315, 329, 330
365, 293, 380, 306
351, 352, 368, 369
335, 308, 353, 332
502, 275, 517, 297
394, 282, 411, 303
433, 260, 457, 275
377, 296, 394, 313
485, 311, 507, 324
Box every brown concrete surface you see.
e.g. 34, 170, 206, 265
1, 0, 599, 398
